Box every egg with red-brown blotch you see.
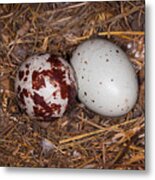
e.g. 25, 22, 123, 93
15, 54, 77, 119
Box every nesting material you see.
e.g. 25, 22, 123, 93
0, 1, 145, 170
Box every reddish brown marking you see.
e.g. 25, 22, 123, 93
51, 103, 61, 114
47, 56, 69, 99
32, 92, 61, 117
47, 56, 77, 110
17, 85, 21, 93
54, 84, 57, 87
24, 77, 28, 81
19, 88, 28, 105
53, 91, 58, 98
23, 88, 28, 97
18, 71, 24, 80
25, 63, 30, 68
29, 55, 77, 116
26, 70, 29, 75
32, 70, 46, 90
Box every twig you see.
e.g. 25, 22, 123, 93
98, 31, 144, 36
104, 5, 144, 24
59, 117, 142, 144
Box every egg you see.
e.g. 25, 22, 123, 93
71, 38, 138, 117
15, 53, 77, 119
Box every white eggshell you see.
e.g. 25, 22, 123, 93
15, 54, 77, 119
71, 38, 138, 117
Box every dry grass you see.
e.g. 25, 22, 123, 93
0, 1, 145, 169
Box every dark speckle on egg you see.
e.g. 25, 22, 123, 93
111, 78, 114, 82
26, 70, 29, 75
125, 98, 128, 102
18, 70, 24, 80
116, 49, 119, 53
84, 61, 88, 64
127, 106, 130, 110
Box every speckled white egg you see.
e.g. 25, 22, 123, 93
71, 38, 138, 117
15, 54, 77, 119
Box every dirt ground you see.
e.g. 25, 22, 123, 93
0, 1, 145, 169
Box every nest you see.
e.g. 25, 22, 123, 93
0, 1, 145, 169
